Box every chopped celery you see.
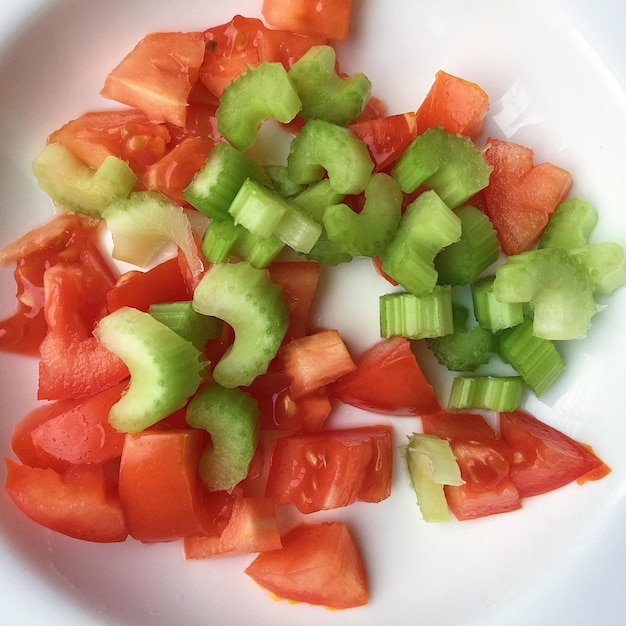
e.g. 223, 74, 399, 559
426, 303, 497, 372
392, 127, 492, 208
539, 198, 598, 250
447, 375, 525, 411
183, 143, 266, 221
192, 261, 289, 388
228, 178, 321, 254
216, 61, 302, 152
288, 45, 371, 125
186, 382, 259, 493
323, 173, 403, 257
570, 242, 626, 296
148, 301, 222, 351
380, 286, 454, 339
201, 218, 240, 264
287, 119, 374, 195
32, 142, 137, 217
103, 190, 203, 276
471, 275, 525, 331
405, 433, 464, 523
435, 204, 500, 285
379, 190, 462, 296
264, 164, 305, 198
499, 317, 565, 396
93, 306, 205, 433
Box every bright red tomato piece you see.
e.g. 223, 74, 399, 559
264, 425, 393, 513
422, 411, 522, 520
482, 138, 572, 255
245, 521, 368, 609
101, 31, 206, 127
499, 410, 609, 498
331, 336, 440, 416
5, 459, 128, 543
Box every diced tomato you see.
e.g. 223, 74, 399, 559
482, 138, 573, 255
268, 260, 321, 342
245, 521, 368, 609
278, 329, 356, 399
183, 497, 282, 559
350, 96, 387, 124
421, 411, 521, 520
331, 336, 440, 416
499, 410, 609, 498
30, 382, 127, 468
264, 425, 393, 513
48, 109, 171, 175
118, 429, 210, 542
38, 265, 129, 400
200, 15, 327, 98
262, 0, 354, 41
349, 112, 418, 171
101, 31, 206, 127
414, 70, 489, 139
5, 459, 128, 543
106, 256, 192, 313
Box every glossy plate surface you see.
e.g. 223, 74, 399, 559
1, 1, 625, 624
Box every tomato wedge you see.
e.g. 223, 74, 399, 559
245, 521, 368, 609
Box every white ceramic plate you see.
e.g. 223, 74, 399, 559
1, 1, 625, 624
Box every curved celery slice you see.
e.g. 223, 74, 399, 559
570, 242, 626, 296
93, 307, 205, 433
186, 382, 259, 493
216, 62, 302, 152
539, 197, 598, 250
323, 172, 403, 257
447, 375, 525, 411
287, 119, 374, 194
192, 261, 289, 388
288, 45, 371, 125
471, 275, 525, 331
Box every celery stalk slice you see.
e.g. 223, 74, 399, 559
447, 375, 525, 411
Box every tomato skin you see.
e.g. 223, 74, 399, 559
331, 336, 440, 416
264, 425, 393, 513
5, 459, 128, 543
499, 410, 609, 498
422, 411, 522, 520
245, 521, 368, 609
118, 429, 209, 542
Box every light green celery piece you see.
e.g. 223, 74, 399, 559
447, 375, 526, 412
32, 142, 137, 217
186, 382, 259, 493
380, 190, 462, 296
471, 275, 525, 331
570, 242, 626, 296
103, 190, 203, 276
323, 172, 403, 257
93, 307, 206, 433
216, 61, 302, 152
288, 44, 371, 125
380, 286, 454, 340
264, 164, 305, 198
539, 197, 598, 250
192, 261, 289, 388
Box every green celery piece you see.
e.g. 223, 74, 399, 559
148, 301, 222, 352
229, 178, 321, 254
435, 204, 500, 285
264, 164, 305, 198
93, 306, 205, 433
380, 286, 454, 339
287, 119, 374, 194
186, 382, 259, 493
201, 218, 240, 264
405, 433, 464, 523
493, 247, 600, 340
288, 44, 371, 125
103, 190, 203, 276
392, 126, 492, 208
380, 190, 462, 296
32, 142, 137, 217
426, 303, 497, 372
216, 61, 302, 152
499, 317, 565, 396
192, 261, 289, 388
539, 198, 598, 250
323, 173, 402, 257
183, 143, 266, 220
447, 375, 525, 412
570, 242, 626, 296
471, 275, 525, 331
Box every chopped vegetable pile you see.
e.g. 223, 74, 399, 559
1, 0, 624, 612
